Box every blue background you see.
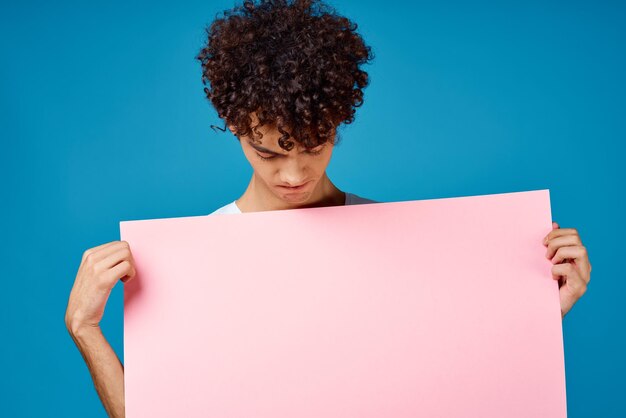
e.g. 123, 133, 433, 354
2, 0, 624, 416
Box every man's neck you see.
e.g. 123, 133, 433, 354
235, 172, 345, 213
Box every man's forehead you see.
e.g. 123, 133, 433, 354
247, 112, 326, 151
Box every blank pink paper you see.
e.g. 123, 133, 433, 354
120, 189, 566, 418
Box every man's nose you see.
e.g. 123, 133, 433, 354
279, 158, 308, 186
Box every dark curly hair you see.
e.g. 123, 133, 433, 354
196, 0, 374, 151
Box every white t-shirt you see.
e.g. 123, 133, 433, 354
209, 192, 377, 215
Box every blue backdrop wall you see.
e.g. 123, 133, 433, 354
1, 0, 624, 416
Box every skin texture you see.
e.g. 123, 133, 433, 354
231, 112, 346, 213
65, 241, 136, 418
64, 126, 592, 417
543, 221, 592, 318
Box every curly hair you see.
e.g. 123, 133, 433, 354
196, 0, 374, 151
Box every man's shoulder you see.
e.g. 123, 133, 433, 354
208, 201, 240, 215
346, 192, 379, 205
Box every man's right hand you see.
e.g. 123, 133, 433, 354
65, 240, 136, 335
65, 240, 134, 417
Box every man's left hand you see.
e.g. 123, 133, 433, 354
543, 221, 592, 318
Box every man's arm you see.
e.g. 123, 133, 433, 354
65, 240, 136, 417
68, 325, 125, 418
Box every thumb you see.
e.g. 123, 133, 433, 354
552, 221, 560, 229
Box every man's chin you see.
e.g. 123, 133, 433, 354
277, 191, 313, 203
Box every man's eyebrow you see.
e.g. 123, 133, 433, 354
247, 140, 284, 155
247, 140, 323, 155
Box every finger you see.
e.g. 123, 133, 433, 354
82, 241, 120, 260
557, 265, 588, 313
103, 246, 138, 284
551, 245, 589, 271
102, 260, 135, 288
122, 252, 138, 283
93, 243, 131, 265
545, 234, 583, 258
84, 241, 130, 263
551, 262, 578, 281
120, 274, 133, 283
551, 262, 588, 318
543, 222, 560, 245
98, 247, 133, 271
544, 227, 580, 244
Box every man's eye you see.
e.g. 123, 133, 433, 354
256, 146, 323, 161
256, 153, 275, 161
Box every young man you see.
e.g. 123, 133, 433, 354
64, 1, 592, 417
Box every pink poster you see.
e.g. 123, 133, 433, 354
120, 189, 566, 417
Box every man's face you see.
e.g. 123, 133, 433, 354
230, 116, 335, 204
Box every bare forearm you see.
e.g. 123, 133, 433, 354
68, 326, 125, 418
